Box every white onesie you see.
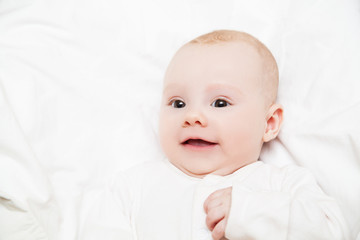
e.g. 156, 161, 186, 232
79, 160, 350, 240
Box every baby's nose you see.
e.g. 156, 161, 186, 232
183, 110, 208, 127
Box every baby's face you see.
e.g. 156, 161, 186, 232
159, 42, 269, 177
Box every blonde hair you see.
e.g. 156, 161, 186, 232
188, 30, 279, 105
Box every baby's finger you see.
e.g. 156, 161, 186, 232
206, 205, 226, 231
211, 218, 227, 240
204, 190, 224, 210
204, 197, 223, 214
204, 187, 232, 212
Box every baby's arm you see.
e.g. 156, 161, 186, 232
204, 166, 350, 240
79, 174, 134, 240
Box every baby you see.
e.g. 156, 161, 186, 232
80, 30, 349, 240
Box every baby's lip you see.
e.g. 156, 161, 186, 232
181, 137, 218, 146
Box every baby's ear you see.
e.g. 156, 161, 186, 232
263, 103, 284, 142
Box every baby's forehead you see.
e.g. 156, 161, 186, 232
172, 41, 271, 77
164, 45, 262, 90
165, 42, 265, 81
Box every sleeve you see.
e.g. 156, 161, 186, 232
225, 167, 350, 240
78, 174, 135, 240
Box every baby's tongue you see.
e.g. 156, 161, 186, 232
187, 139, 213, 146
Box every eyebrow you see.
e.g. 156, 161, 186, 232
162, 82, 243, 96
206, 83, 243, 95
162, 83, 183, 94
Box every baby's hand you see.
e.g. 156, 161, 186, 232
203, 187, 232, 240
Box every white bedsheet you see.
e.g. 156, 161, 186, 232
0, 0, 359, 239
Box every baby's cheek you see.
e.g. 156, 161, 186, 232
225, 122, 262, 161
159, 120, 173, 152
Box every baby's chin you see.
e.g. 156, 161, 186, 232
169, 159, 239, 178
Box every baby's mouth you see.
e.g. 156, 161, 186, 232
182, 139, 217, 147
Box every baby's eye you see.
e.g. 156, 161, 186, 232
211, 99, 229, 108
170, 99, 186, 108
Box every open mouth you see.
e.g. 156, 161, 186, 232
182, 139, 217, 147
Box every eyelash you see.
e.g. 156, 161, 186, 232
211, 98, 231, 108
169, 99, 186, 108
168, 97, 232, 108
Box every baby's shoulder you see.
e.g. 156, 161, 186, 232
122, 159, 169, 177
247, 162, 320, 193
258, 161, 314, 178
111, 160, 169, 187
